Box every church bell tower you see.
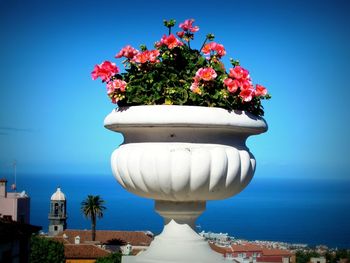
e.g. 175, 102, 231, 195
48, 187, 67, 236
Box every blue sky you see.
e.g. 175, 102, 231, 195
0, 0, 349, 179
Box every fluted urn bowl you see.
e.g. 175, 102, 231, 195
104, 105, 267, 202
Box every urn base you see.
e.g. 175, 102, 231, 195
122, 201, 224, 263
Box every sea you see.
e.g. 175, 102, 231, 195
4, 171, 350, 249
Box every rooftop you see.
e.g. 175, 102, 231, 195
51, 187, 66, 201
64, 244, 110, 259
257, 256, 284, 263
60, 229, 153, 246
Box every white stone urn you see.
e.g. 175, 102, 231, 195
104, 105, 267, 263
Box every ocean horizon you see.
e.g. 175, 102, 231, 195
2, 171, 349, 249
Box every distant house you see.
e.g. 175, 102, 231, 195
64, 244, 111, 263
200, 231, 230, 243
209, 242, 295, 263
309, 257, 326, 263
60, 229, 153, 254
231, 243, 264, 258
0, 178, 30, 224
0, 215, 41, 263
50, 229, 154, 262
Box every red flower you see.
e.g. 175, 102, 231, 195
202, 43, 212, 55
240, 88, 254, 102
255, 84, 267, 96
240, 79, 253, 90
164, 34, 183, 49
229, 66, 250, 80
224, 78, 240, 93
214, 43, 226, 57
132, 50, 160, 64
133, 51, 149, 64
115, 45, 138, 59
202, 42, 226, 57
91, 61, 119, 82
156, 34, 183, 49
179, 19, 199, 32
148, 50, 160, 63
176, 31, 185, 38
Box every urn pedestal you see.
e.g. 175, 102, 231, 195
104, 105, 267, 263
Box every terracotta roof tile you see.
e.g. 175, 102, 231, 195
64, 244, 110, 259
262, 249, 293, 257
231, 243, 264, 252
257, 256, 283, 262
50, 236, 70, 244
60, 229, 153, 246
209, 242, 232, 255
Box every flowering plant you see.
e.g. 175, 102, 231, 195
92, 19, 271, 116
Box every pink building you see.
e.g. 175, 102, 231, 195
0, 178, 30, 224
209, 242, 295, 263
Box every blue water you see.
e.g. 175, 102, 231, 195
4, 172, 350, 249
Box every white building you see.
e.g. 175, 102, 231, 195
0, 178, 30, 223
310, 257, 326, 263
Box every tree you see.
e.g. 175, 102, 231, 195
30, 235, 65, 263
95, 252, 122, 263
296, 250, 320, 263
81, 195, 106, 241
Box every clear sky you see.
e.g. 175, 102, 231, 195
1, 0, 349, 179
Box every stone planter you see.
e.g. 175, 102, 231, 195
104, 105, 267, 263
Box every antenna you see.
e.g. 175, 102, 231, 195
11, 160, 17, 192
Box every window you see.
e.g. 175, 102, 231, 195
54, 226, 58, 231
54, 203, 59, 215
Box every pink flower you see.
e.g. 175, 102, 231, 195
214, 43, 226, 57
176, 31, 185, 38
240, 88, 255, 102
115, 45, 138, 59
164, 34, 183, 49
132, 50, 160, 64
195, 67, 217, 81
107, 79, 127, 94
240, 79, 253, 90
91, 61, 119, 82
255, 84, 267, 96
229, 66, 250, 80
155, 35, 166, 48
156, 34, 183, 49
190, 81, 201, 94
179, 19, 199, 32
133, 51, 149, 64
148, 50, 160, 63
224, 78, 240, 93
202, 42, 226, 57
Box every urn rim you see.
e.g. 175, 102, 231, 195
104, 105, 267, 135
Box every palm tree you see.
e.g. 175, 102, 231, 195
81, 195, 106, 241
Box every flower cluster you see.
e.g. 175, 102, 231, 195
92, 19, 270, 116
